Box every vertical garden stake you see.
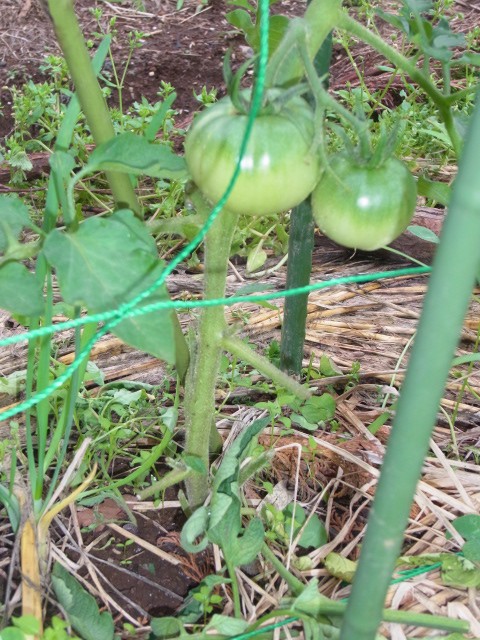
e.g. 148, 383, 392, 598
280, 31, 333, 375
340, 87, 480, 640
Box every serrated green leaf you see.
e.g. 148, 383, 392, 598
324, 552, 357, 583
86, 132, 187, 180
0, 262, 44, 316
0, 194, 30, 252
51, 563, 114, 640
43, 209, 177, 362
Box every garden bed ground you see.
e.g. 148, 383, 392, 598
1, 1, 480, 638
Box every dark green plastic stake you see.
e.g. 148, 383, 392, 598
280, 32, 333, 375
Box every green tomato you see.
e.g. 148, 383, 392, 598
312, 155, 417, 251
184, 94, 320, 216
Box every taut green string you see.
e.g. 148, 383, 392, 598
0, 266, 430, 350
0, 266, 430, 422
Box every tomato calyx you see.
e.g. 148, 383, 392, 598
223, 49, 310, 119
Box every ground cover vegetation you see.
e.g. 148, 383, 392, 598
0, 0, 479, 639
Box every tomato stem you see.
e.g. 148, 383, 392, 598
184, 204, 240, 508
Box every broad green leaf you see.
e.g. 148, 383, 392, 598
150, 616, 184, 638
407, 224, 439, 244
51, 563, 114, 640
319, 354, 341, 377
297, 514, 327, 549
225, 9, 255, 37
10, 616, 41, 635
417, 176, 451, 206
324, 552, 357, 583
249, 14, 290, 55
227, 0, 255, 10
206, 615, 248, 635
300, 394, 336, 424
290, 414, 317, 431
291, 578, 332, 618
86, 132, 187, 180
459, 52, 480, 67
43, 210, 177, 362
0, 627, 26, 640
0, 194, 30, 252
0, 262, 44, 316
452, 514, 480, 540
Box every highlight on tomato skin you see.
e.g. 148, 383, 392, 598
311, 154, 417, 251
184, 92, 321, 217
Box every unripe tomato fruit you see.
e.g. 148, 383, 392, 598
184, 94, 320, 216
312, 155, 417, 251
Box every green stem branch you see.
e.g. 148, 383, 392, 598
222, 336, 311, 400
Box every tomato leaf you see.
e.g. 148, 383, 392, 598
43, 209, 177, 363
0, 262, 44, 316
86, 132, 187, 180
0, 194, 31, 252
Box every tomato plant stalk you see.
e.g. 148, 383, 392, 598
184, 206, 239, 508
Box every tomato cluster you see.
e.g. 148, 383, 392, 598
185, 94, 417, 249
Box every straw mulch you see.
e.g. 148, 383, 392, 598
1, 202, 479, 637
